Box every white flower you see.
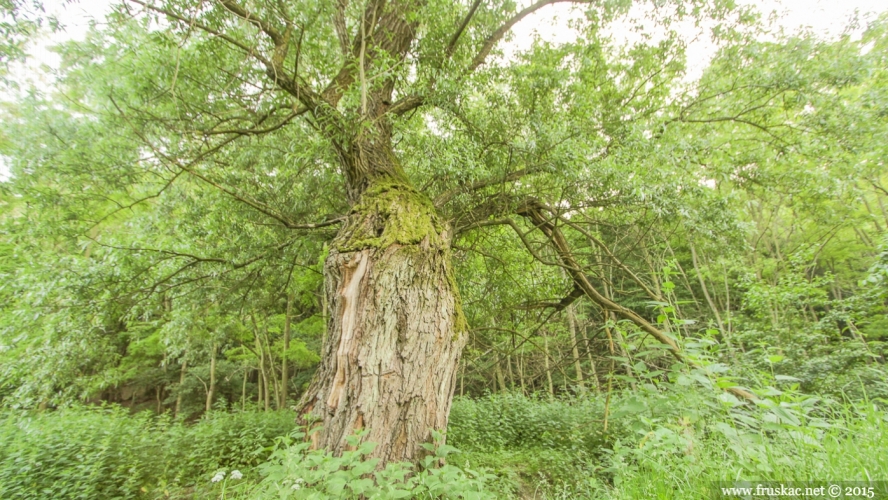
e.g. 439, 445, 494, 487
291, 483, 301, 490
211, 472, 225, 483
230, 470, 243, 480
291, 478, 304, 490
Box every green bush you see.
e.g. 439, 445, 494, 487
448, 392, 608, 454
238, 429, 496, 499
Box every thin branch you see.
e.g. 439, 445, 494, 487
127, 0, 272, 68
110, 96, 341, 230
218, 0, 285, 46
85, 236, 296, 270
445, 0, 482, 59
434, 166, 541, 207
83, 169, 184, 235
128, 0, 323, 113
466, 0, 590, 74
201, 109, 304, 136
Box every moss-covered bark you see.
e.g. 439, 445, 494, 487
335, 179, 445, 252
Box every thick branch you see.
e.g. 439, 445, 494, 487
542, 208, 664, 302
333, 0, 351, 56
387, 94, 424, 116
517, 199, 756, 401
514, 285, 584, 311
385, 0, 485, 118
320, 0, 388, 107
519, 200, 679, 354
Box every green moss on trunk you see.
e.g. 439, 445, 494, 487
336, 179, 445, 252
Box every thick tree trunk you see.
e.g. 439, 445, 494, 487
298, 177, 468, 464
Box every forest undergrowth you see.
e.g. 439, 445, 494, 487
1, 375, 886, 499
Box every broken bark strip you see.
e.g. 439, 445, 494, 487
326, 250, 371, 410
517, 199, 756, 402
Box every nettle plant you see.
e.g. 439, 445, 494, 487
245, 429, 496, 499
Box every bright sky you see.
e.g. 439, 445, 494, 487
1, 0, 887, 182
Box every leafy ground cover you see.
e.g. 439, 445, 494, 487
2, 382, 885, 499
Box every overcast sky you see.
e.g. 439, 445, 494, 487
2, 0, 887, 182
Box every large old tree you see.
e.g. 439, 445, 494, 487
1, 0, 774, 464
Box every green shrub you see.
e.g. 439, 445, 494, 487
448, 392, 608, 454
241, 429, 496, 499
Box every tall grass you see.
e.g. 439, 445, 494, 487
0, 406, 295, 499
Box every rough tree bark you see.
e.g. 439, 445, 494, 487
297, 138, 468, 463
